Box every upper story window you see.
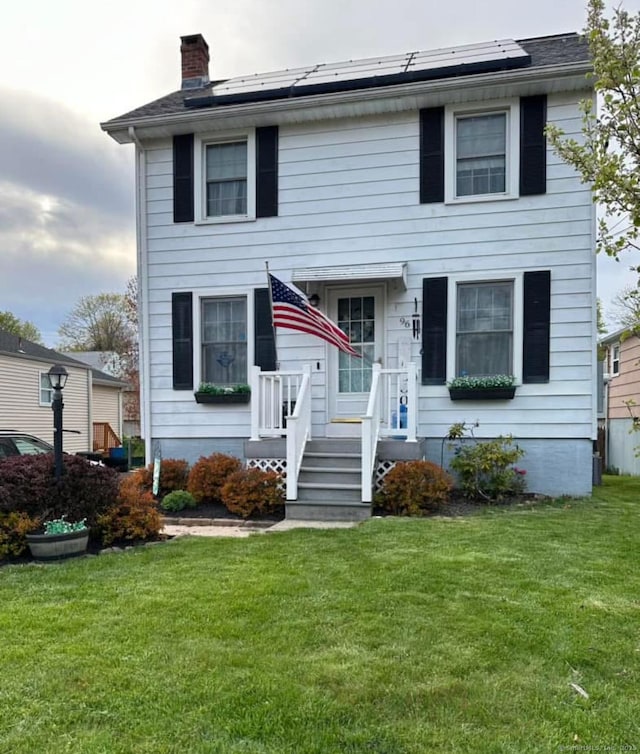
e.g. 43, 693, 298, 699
39, 372, 53, 405
444, 100, 520, 203
201, 297, 247, 384
456, 281, 514, 377
206, 141, 248, 217
195, 131, 256, 223
456, 113, 506, 197
611, 344, 620, 376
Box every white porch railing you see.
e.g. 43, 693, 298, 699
285, 365, 312, 500
249, 364, 312, 500
361, 362, 417, 503
250, 365, 306, 439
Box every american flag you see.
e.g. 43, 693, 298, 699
269, 274, 361, 357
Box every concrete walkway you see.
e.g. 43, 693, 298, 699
162, 518, 359, 538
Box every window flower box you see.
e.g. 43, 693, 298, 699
194, 384, 251, 405
447, 376, 516, 401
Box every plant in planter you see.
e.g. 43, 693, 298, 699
194, 383, 251, 404
26, 515, 89, 562
447, 375, 516, 401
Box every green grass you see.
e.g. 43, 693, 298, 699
1, 476, 639, 753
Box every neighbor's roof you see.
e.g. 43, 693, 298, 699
0, 329, 126, 387
103, 32, 590, 129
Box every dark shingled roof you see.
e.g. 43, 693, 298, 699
104, 33, 590, 125
0, 329, 125, 386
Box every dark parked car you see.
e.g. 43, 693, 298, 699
0, 432, 103, 465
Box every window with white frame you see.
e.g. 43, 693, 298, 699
201, 297, 247, 384
445, 102, 519, 202
196, 131, 256, 222
611, 344, 620, 376
456, 113, 506, 197
456, 281, 514, 377
39, 372, 52, 405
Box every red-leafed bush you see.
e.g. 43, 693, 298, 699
0, 512, 41, 560
97, 473, 162, 545
187, 453, 242, 504
138, 459, 190, 498
220, 468, 284, 519
0, 454, 119, 527
375, 460, 453, 515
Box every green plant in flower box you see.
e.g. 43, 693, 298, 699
447, 375, 515, 389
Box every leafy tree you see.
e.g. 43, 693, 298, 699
57, 292, 135, 354
546, 0, 640, 263
608, 284, 640, 328
0, 311, 42, 344
57, 279, 140, 422
596, 297, 608, 335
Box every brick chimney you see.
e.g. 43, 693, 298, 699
180, 34, 210, 89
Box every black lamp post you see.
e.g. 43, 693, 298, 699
47, 364, 68, 481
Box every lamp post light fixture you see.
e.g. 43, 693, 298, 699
47, 364, 69, 481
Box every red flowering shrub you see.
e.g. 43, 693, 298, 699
97, 473, 162, 545
187, 453, 242, 504
220, 468, 284, 519
138, 459, 190, 498
375, 460, 453, 515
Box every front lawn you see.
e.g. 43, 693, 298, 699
0, 477, 638, 753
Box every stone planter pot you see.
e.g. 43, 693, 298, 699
194, 392, 251, 404
26, 529, 89, 562
448, 387, 516, 401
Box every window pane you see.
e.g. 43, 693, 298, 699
201, 297, 247, 384
206, 142, 247, 180
205, 141, 248, 216
456, 282, 513, 377
456, 113, 506, 196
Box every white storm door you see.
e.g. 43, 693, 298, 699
327, 286, 384, 420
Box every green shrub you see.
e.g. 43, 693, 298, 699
161, 490, 197, 512
187, 453, 242, 504
138, 459, 190, 498
98, 473, 162, 545
0, 512, 41, 560
375, 460, 453, 515
449, 435, 526, 502
220, 468, 284, 518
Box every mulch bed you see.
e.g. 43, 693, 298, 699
161, 502, 285, 523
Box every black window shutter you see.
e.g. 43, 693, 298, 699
173, 134, 194, 223
256, 126, 278, 218
422, 277, 448, 384
254, 288, 277, 371
172, 292, 193, 390
520, 96, 547, 196
523, 271, 551, 383
419, 107, 445, 204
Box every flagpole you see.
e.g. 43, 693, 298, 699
265, 261, 278, 369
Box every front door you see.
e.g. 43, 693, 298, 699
327, 285, 384, 425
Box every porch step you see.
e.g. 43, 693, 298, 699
286, 501, 371, 522
299, 466, 361, 485
297, 482, 362, 503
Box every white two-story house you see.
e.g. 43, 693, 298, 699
102, 32, 596, 519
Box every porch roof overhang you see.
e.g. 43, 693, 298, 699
292, 262, 407, 290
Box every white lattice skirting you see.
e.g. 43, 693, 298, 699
247, 458, 397, 492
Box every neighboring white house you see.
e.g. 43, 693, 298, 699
599, 328, 640, 475
0, 330, 126, 454
102, 32, 597, 515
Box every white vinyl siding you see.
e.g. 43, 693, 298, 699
0, 355, 91, 453
92, 384, 123, 441
141, 89, 594, 444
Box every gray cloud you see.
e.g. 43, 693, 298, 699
0, 89, 135, 345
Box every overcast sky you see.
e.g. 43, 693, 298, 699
1, 0, 638, 346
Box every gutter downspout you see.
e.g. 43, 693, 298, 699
128, 125, 151, 465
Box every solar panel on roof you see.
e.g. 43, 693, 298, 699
185, 38, 530, 108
